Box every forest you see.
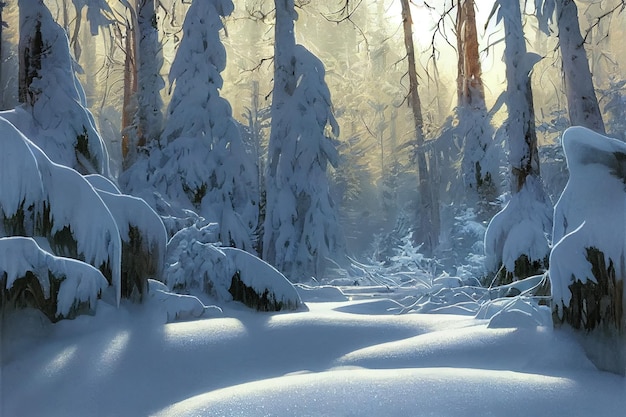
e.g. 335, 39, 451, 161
2, 0, 626, 415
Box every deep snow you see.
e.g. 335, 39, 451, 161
2, 285, 625, 416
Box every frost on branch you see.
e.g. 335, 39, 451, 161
550, 126, 626, 375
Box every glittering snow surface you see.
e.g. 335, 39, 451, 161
2, 284, 625, 416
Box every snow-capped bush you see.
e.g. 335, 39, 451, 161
165, 224, 302, 311
550, 126, 626, 374
0, 237, 108, 321
91, 187, 167, 300
0, 117, 168, 320
0, 118, 122, 306
484, 175, 552, 284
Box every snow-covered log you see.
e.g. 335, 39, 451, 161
550, 126, 626, 375
0, 237, 108, 321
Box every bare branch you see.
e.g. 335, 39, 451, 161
582, 0, 626, 45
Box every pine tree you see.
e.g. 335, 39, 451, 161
484, 0, 553, 284
15, 0, 109, 175
263, 0, 344, 281
122, 0, 259, 252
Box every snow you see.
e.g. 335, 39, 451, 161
16, 0, 110, 175
163, 224, 301, 310
551, 126, 626, 309
0, 237, 108, 318
145, 279, 222, 323
3, 289, 625, 416
0, 117, 122, 306
484, 175, 552, 274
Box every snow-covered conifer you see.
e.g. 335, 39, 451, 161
138, 0, 259, 251
484, 0, 552, 284
264, 0, 344, 281
15, 0, 109, 175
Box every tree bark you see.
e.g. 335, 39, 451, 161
556, 0, 606, 134
18, 8, 43, 105
456, 0, 485, 110
501, 0, 541, 193
400, 0, 439, 254
121, 21, 137, 163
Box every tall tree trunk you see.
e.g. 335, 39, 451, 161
457, 0, 496, 214
18, 2, 44, 105
135, 0, 163, 147
556, 0, 605, 133
400, 0, 438, 254
263, 0, 297, 267
483, 0, 552, 285
501, 1, 541, 193
121, 21, 137, 164
456, 0, 485, 109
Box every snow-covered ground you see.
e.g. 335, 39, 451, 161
2, 284, 625, 417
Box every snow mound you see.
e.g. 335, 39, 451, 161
155, 367, 626, 417
222, 247, 304, 311
146, 279, 222, 323
294, 284, 348, 302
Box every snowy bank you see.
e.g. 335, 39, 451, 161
550, 126, 626, 375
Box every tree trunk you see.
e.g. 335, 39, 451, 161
456, 0, 485, 109
121, 21, 137, 164
400, 0, 438, 254
501, 0, 541, 193
556, 0, 606, 134
135, 0, 163, 147
18, 7, 43, 105
263, 0, 297, 267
